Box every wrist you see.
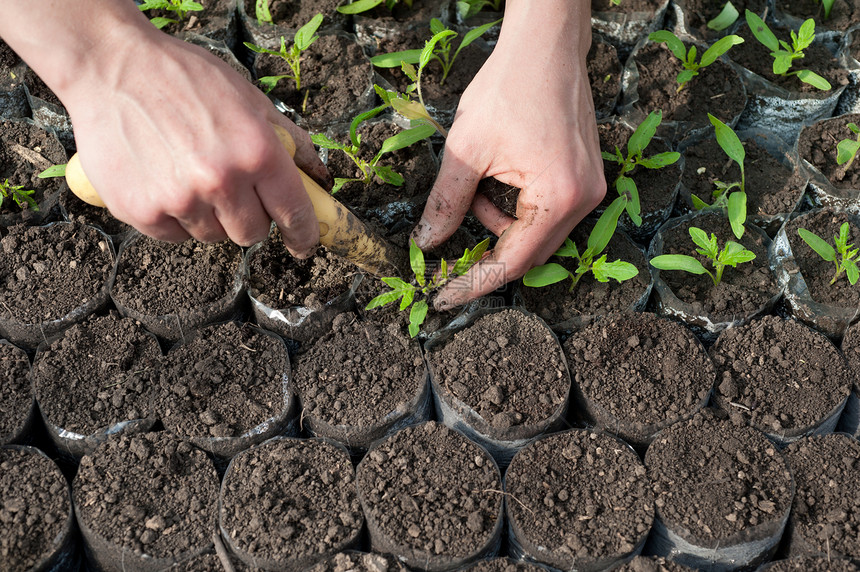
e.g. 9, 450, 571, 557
497, 0, 591, 64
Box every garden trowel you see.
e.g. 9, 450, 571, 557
65, 123, 407, 276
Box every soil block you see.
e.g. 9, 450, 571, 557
31, 311, 160, 459
760, 556, 860, 570
709, 315, 853, 446
219, 436, 364, 570
563, 312, 715, 449
0, 445, 77, 571
782, 433, 860, 563
0, 222, 114, 349
153, 321, 294, 459
111, 233, 244, 342
356, 421, 504, 571
306, 551, 409, 572
505, 430, 654, 571
73, 432, 219, 572
425, 308, 570, 466
0, 340, 34, 446
292, 312, 429, 453
644, 410, 795, 570
797, 113, 860, 211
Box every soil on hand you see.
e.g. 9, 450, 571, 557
645, 410, 794, 544
588, 37, 623, 119
292, 312, 426, 441
356, 422, 502, 565
782, 209, 860, 307
220, 438, 363, 568
672, 0, 767, 41
709, 315, 852, 438
506, 430, 653, 570
307, 551, 409, 572
782, 434, 860, 561
74, 432, 219, 561
563, 312, 714, 445
797, 113, 860, 190
32, 311, 160, 435
154, 321, 289, 440
0, 447, 70, 571
0, 342, 31, 443
775, 0, 860, 32
0, 120, 67, 220
427, 309, 569, 433
0, 222, 112, 325
243, 0, 344, 29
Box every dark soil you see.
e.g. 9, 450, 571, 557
782, 209, 860, 307
292, 312, 426, 445
357, 0, 452, 26
220, 437, 363, 568
154, 321, 289, 440
356, 422, 502, 566
243, 0, 345, 29
679, 135, 806, 220
0, 342, 31, 444
74, 432, 219, 562
59, 185, 133, 239
588, 37, 623, 119
654, 213, 778, 321
671, 0, 767, 41
477, 177, 518, 220
762, 556, 860, 571
776, 0, 860, 31
0, 447, 71, 570
517, 224, 650, 328
709, 315, 852, 438
797, 113, 860, 190
782, 434, 860, 561
645, 410, 794, 545
461, 558, 548, 571
257, 33, 372, 128
0, 222, 113, 325
616, 556, 694, 571
563, 312, 715, 446
505, 430, 654, 570
0, 39, 22, 77
31, 311, 160, 436
427, 309, 568, 433
629, 41, 747, 128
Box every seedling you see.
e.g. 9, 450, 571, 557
648, 31, 744, 92
365, 238, 491, 337
707, 1, 740, 31
138, 0, 203, 29
456, 0, 503, 20
650, 226, 756, 286
690, 114, 747, 239
744, 10, 832, 90
797, 223, 860, 285
375, 83, 448, 137
600, 110, 681, 227
243, 14, 324, 94
837, 123, 860, 171
311, 105, 436, 192
523, 196, 639, 289
255, 0, 273, 25
37, 164, 67, 179
818, 0, 837, 20
337, 0, 413, 15
0, 179, 38, 211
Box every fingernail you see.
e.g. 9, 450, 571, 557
434, 295, 453, 313
411, 218, 431, 249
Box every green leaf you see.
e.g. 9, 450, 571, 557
709, 113, 744, 172
372, 164, 404, 186
616, 176, 642, 226
588, 195, 627, 255
410, 238, 426, 286
720, 241, 756, 266
398, 288, 415, 311
310, 133, 351, 151
638, 151, 680, 169
849, 123, 860, 134
700, 34, 744, 68
370, 49, 423, 68
650, 254, 708, 274
255, 0, 273, 24
382, 276, 411, 291
796, 18, 815, 52
401, 61, 418, 82
408, 300, 429, 338
836, 222, 851, 252
822, 0, 836, 18
458, 18, 503, 52
523, 263, 570, 287
348, 104, 388, 148
601, 150, 621, 163
331, 178, 351, 193
745, 9, 779, 52
628, 111, 662, 158
257, 75, 290, 93
707, 1, 740, 31
676, 69, 697, 86
452, 238, 490, 275
37, 164, 66, 178
430, 18, 446, 35
149, 17, 176, 29
420, 29, 457, 71
365, 289, 403, 310
836, 139, 860, 165
772, 52, 794, 75
593, 258, 639, 283
846, 259, 860, 285
689, 227, 718, 259
555, 237, 578, 258
649, 30, 687, 61
798, 228, 836, 261
378, 124, 435, 155
294, 13, 324, 50
337, 0, 385, 14
796, 69, 832, 91
691, 194, 710, 210
727, 191, 747, 239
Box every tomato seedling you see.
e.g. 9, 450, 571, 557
0, 179, 38, 211
650, 226, 756, 286
138, 0, 203, 29
244, 14, 324, 95
648, 31, 744, 92
797, 223, 860, 285
837, 122, 860, 171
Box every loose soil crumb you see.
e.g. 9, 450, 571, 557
0, 342, 31, 443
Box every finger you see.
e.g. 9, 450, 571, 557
471, 193, 515, 237
175, 209, 229, 244
212, 192, 272, 246
269, 112, 334, 192
131, 217, 191, 243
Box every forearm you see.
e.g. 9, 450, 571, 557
499, 0, 591, 67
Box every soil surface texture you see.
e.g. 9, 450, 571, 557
783, 434, 860, 561
564, 312, 714, 446
356, 422, 502, 567
427, 309, 568, 433
356, 0, 454, 31
0, 119, 66, 222
588, 37, 623, 118
460, 557, 549, 571
616, 555, 694, 571
798, 113, 860, 190
0, 342, 31, 444
307, 551, 409, 572
143, 0, 236, 43
59, 185, 133, 240
0, 447, 70, 571
761, 556, 860, 570
220, 437, 363, 569
709, 315, 852, 439
776, 0, 860, 31
73, 432, 219, 563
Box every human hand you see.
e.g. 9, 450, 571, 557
410, 0, 606, 310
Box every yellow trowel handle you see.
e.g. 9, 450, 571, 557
65, 123, 405, 276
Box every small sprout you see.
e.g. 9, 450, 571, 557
708, 1, 740, 31
138, 0, 203, 29
456, 0, 503, 19
650, 226, 756, 286
819, 0, 836, 20
648, 30, 744, 92
745, 10, 832, 90
37, 164, 67, 179
244, 14, 324, 93
0, 179, 38, 211
797, 223, 860, 285
523, 196, 639, 290
337, 0, 413, 15
255, 0, 273, 25
691, 114, 747, 239
600, 110, 681, 227
837, 123, 860, 171
366, 238, 491, 337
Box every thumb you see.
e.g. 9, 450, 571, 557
268, 112, 334, 192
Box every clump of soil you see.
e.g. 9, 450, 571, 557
709, 315, 852, 440
505, 430, 654, 571
0, 447, 71, 571
0, 342, 32, 444
220, 437, 363, 569
356, 422, 503, 568
797, 113, 860, 190
307, 551, 409, 572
